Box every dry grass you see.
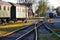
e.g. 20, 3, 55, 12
0, 21, 34, 28
0, 21, 34, 36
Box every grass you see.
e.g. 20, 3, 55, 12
0, 26, 23, 36
39, 33, 60, 40
0, 21, 34, 36
38, 23, 60, 40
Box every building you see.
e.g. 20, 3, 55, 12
0, 1, 11, 18
17, 0, 34, 18
17, 0, 34, 3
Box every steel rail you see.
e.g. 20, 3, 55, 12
16, 21, 44, 40
43, 23, 60, 38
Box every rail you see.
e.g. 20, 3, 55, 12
16, 21, 44, 40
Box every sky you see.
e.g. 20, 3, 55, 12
2, 0, 60, 8
48, 0, 60, 8
2, 0, 17, 3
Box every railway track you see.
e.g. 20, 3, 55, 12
0, 21, 44, 40
36, 23, 52, 40
17, 22, 55, 40
44, 23, 60, 38
0, 21, 59, 40
0, 24, 35, 40
37, 23, 60, 40
16, 21, 44, 40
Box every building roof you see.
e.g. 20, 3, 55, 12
19, 3, 32, 7
0, 1, 11, 6
8, 2, 26, 7
14, 3, 25, 7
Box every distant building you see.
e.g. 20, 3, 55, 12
28, 6, 34, 17
17, 0, 34, 3
17, 0, 34, 18
0, 1, 12, 18
46, 9, 57, 17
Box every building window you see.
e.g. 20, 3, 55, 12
0, 5, 1, 10
18, 8, 19, 12
19, 8, 21, 12
4, 6, 6, 10
23, 9, 25, 12
8, 7, 9, 11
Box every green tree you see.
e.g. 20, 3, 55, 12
36, 0, 48, 17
